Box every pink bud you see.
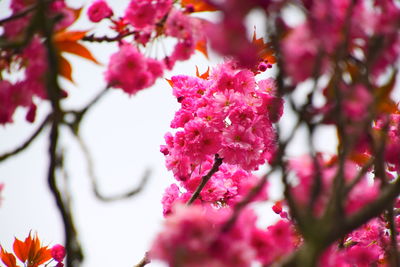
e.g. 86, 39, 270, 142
51, 244, 66, 262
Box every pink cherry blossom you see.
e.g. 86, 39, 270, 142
87, 0, 113, 23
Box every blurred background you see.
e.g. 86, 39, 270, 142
0, 1, 340, 266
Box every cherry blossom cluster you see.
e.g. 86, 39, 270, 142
150, 205, 298, 267
158, 60, 283, 212
0, 0, 76, 124
161, 61, 283, 176
281, 0, 399, 84
289, 155, 380, 216
150, 0, 400, 266
87, 0, 210, 94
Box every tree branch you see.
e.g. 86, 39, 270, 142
75, 133, 150, 202
186, 154, 223, 205
0, 114, 51, 162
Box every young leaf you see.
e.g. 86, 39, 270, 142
56, 41, 100, 65
181, 0, 218, 12
195, 39, 208, 59
12, 237, 30, 263
252, 31, 276, 64
195, 66, 210, 79
58, 55, 74, 83
54, 30, 88, 42
0, 247, 18, 267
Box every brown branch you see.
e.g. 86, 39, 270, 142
0, 2, 40, 25
0, 114, 51, 162
328, 175, 400, 244
74, 133, 150, 202
64, 87, 109, 134
221, 170, 271, 233
133, 253, 151, 267
38, 0, 83, 266
186, 154, 223, 205
82, 31, 137, 43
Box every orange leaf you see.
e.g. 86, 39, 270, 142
58, 55, 74, 83
375, 71, 398, 114
195, 39, 208, 58
181, 0, 218, 12
56, 41, 100, 65
195, 66, 210, 80
30, 247, 51, 266
0, 247, 18, 267
13, 237, 30, 263
252, 30, 276, 63
54, 30, 88, 42
349, 152, 371, 166
165, 79, 174, 87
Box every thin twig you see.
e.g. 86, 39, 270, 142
0, 2, 39, 25
221, 170, 272, 233
328, 175, 400, 244
64, 87, 109, 134
82, 31, 137, 43
133, 253, 151, 267
186, 154, 223, 205
75, 133, 150, 202
0, 114, 51, 162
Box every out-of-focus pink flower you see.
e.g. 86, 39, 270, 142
51, 244, 66, 262
342, 85, 372, 121
87, 0, 113, 23
105, 43, 164, 94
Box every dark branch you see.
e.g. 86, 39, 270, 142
133, 253, 151, 267
75, 132, 150, 202
186, 154, 223, 205
221, 170, 271, 233
0, 114, 51, 162
0, 2, 39, 25
38, 0, 83, 266
82, 31, 137, 43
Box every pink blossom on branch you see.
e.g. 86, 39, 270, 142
87, 0, 113, 23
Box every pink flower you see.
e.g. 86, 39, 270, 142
105, 43, 164, 94
51, 244, 66, 262
282, 23, 328, 83
161, 184, 181, 216
165, 9, 192, 39
346, 244, 381, 267
342, 85, 372, 121
87, 0, 113, 23
151, 205, 256, 267
125, 0, 157, 29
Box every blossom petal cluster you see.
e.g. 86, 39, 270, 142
150, 205, 298, 267
162, 61, 283, 178
96, 1, 211, 95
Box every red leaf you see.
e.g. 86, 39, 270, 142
252, 30, 276, 63
0, 247, 18, 267
54, 30, 88, 42
195, 39, 208, 58
181, 0, 218, 12
165, 79, 174, 87
58, 55, 74, 83
195, 66, 210, 80
31, 247, 51, 266
13, 237, 30, 263
56, 41, 100, 65
349, 152, 371, 166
